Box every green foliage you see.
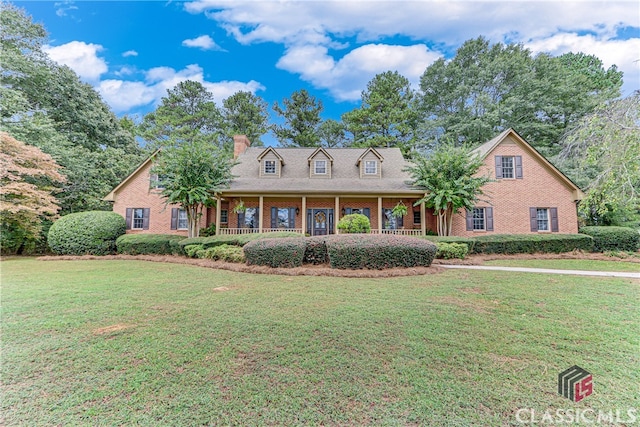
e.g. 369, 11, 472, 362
243, 238, 307, 268
184, 244, 204, 258
47, 211, 126, 255
326, 235, 436, 269
408, 143, 490, 235
471, 234, 593, 254
115, 234, 186, 255
435, 242, 469, 259
199, 223, 217, 237
222, 91, 269, 146
579, 226, 640, 252
303, 236, 329, 265
337, 213, 371, 233
200, 244, 245, 263
318, 119, 347, 148
423, 236, 477, 252
272, 89, 323, 147
179, 232, 302, 249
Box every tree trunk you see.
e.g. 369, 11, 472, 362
187, 204, 202, 238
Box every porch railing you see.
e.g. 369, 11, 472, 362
338, 229, 423, 236
218, 228, 304, 235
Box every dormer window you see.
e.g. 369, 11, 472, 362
315, 160, 327, 175
364, 161, 377, 175
264, 160, 276, 175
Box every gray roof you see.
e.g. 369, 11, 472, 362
471, 128, 512, 159
228, 147, 420, 195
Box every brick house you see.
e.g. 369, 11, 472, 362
104, 129, 583, 236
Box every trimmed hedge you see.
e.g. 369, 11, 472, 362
184, 244, 203, 258
201, 244, 245, 263
424, 234, 593, 254
48, 211, 126, 255
116, 234, 187, 255
303, 236, 329, 265
326, 235, 436, 269
435, 242, 469, 259
579, 226, 640, 252
244, 237, 307, 268
180, 231, 302, 249
423, 236, 476, 253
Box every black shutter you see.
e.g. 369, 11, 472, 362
397, 213, 403, 228
170, 208, 178, 230
271, 207, 277, 229
238, 212, 245, 229
328, 210, 334, 234
289, 208, 296, 229
495, 156, 503, 179
363, 208, 370, 219
530, 207, 538, 232
254, 208, 259, 229
466, 209, 473, 231
142, 208, 150, 230
550, 208, 559, 232
307, 209, 312, 234
515, 156, 523, 179
486, 207, 494, 231
125, 208, 132, 230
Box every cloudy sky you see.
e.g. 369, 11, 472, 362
19, 1, 640, 129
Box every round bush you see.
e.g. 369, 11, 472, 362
48, 211, 126, 255
326, 235, 437, 269
337, 213, 371, 233
243, 237, 306, 268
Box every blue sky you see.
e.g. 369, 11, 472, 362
16, 0, 640, 145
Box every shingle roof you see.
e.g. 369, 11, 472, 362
228, 147, 420, 195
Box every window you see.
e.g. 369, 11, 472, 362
472, 208, 485, 231
150, 174, 166, 190
364, 160, 377, 174
242, 207, 258, 229
220, 209, 228, 224
536, 208, 549, 231
383, 208, 403, 229
315, 160, 327, 174
530, 207, 558, 232
132, 208, 144, 229
264, 160, 276, 175
413, 210, 421, 225
501, 156, 514, 179
277, 208, 290, 228
177, 209, 188, 230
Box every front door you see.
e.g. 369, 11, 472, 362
312, 209, 328, 235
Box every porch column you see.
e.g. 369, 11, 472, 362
420, 195, 426, 236
215, 194, 222, 236
334, 196, 340, 234
377, 196, 383, 233
259, 196, 264, 233
301, 196, 307, 234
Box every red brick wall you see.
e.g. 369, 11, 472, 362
111, 161, 207, 235
451, 138, 579, 236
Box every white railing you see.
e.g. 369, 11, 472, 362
218, 228, 304, 235
338, 229, 423, 236
260, 228, 304, 234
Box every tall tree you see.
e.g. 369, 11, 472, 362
222, 91, 269, 146
318, 119, 347, 148
343, 71, 420, 155
0, 132, 65, 254
407, 143, 491, 236
272, 89, 323, 147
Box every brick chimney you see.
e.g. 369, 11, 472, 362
233, 135, 251, 159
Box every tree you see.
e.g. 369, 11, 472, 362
558, 92, 640, 225
152, 139, 234, 238
222, 91, 269, 146
407, 143, 491, 236
0, 132, 65, 254
272, 89, 323, 147
343, 71, 420, 155
318, 119, 347, 148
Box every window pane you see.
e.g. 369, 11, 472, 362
315, 160, 326, 174
537, 208, 549, 231
244, 208, 257, 228
365, 161, 377, 174
413, 210, 421, 224
264, 161, 276, 174
472, 208, 485, 230
178, 209, 188, 229
220, 209, 228, 224
502, 156, 514, 178
277, 208, 290, 228
133, 208, 144, 229
384, 209, 397, 229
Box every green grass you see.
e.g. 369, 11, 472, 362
2, 258, 639, 426
483, 259, 640, 272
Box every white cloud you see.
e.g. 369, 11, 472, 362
122, 50, 138, 57
98, 64, 265, 112
54, 1, 78, 18
182, 35, 224, 51
43, 41, 108, 82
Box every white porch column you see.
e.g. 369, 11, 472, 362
420, 195, 426, 236
259, 196, 264, 233
377, 196, 383, 233
215, 194, 222, 236
334, 196, 340, 234
301, 196, 307, 234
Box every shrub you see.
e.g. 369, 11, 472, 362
303, 236, 329, 264
47, 211, 126, 255
116, 234, 187, 255
199, 223, 216, 237
201, 244, 245, 263
326, 235, 436, 269
423, 236, 476, 253
471, 234, 594, 254
337, 213, 371, 233
579, 226, 640, 252
435, 242, 469, 259
243, 238, 307, 268
184, 244, 203, 258
180, 232, 302, 249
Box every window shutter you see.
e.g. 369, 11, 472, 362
237, 212, 245, 229
142, 208, 150, 230
495, 156, 503, 178
271, 207, 277, 229
397, 213, 403, 228
345, 208, 352, 215
486, 207, 494, 231
170, 208, 178, 230
550, 207, 559, 232
465, 209, 473, 231
289, 208, 296, 229
307, 209, 312, 234
363, 208, 370, 219
515, 156, 523, 179
125, 208, 132, 230
328, 210, 334, 234
255, 208, 259, 228
529, 207, 537, 232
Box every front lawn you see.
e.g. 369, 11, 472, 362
2, 258, 638, 425
483, 259, 640, 272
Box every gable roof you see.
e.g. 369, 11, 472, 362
472, 128, 584, 199
256, 147, 284, 164
307, 147, 334, 163
356, 147, 384, 165
103, 150, 159, 202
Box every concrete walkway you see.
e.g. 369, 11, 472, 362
439, 264, 640, 279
